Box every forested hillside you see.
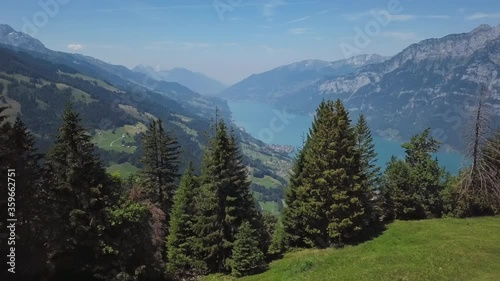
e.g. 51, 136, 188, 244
0, 45, 292, 213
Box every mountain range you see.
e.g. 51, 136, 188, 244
0, 23, 291, 214
219, 54, 389, 103
222, 24, 500, 150
133, 65, 226, 96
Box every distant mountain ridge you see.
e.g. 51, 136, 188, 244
0, 23, 292, 211
0, 24, 48, 53
282, 24, 500, 149
219, 54, 389, 103
0, 24, 228, 119
222, 24, 500, 150
133, 65, 227, 96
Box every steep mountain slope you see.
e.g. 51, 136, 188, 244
0, 25, 293, 210
279, 24, 500, 149
219, 54, 388, 103
0, 24, 228, 120
133, 65, 227, 95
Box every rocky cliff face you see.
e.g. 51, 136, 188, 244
0, 24, 48, 53
219, 54, 388, 103
282, 25, 500, 149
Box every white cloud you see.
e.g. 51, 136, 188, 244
426, 15, 451, 19
343, 11, 450, 22
391, 14, 417, 21
284, 16, 310, 25
466, 12, 500, 20
288, 27, 307, 35
381, 32, 419, 40
67, 44, 84, 51
263, 0, 285, 17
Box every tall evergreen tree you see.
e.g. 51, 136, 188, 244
192, 117, 262, 273
166, 162, 202, 278
355, 113, 381, 191
141, 118, 180, 223
44, 103, 120, 280
230, 221, 266, 278
285, 99, 371, 247
382, 129, 446, 220
283, 147, 309, 248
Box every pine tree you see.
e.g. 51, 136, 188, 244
191, 116, 262, 273
283, 147, 309, 248
44, 103, 120, 279
166, 162, 201, 278
141, 119, 180, 223
355, 113, 381, 191
230, 221, 266, 278
268, 220, 286, 258
289, 99, 371, 247
382, 129, 446, 220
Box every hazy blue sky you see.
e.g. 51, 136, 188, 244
1, 0, 500, 84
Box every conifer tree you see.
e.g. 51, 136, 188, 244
268, 220, 286, 257
382, 129, 446, 219
288, 99, 370, 247
44, 103, 120, 279
230, 221, 266, 278
355, 113, 381, 191
192, 116, 262, 273
141, 118, 180, 223
166, 162, 201, 278
283, 147, 309, 248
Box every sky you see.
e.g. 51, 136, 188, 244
1, 0, 500, 85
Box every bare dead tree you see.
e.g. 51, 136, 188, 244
459, 85, 500, 207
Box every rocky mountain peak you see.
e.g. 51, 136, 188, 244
0, 24, 47, 53
382, 24, 500, 73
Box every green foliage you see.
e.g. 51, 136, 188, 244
381, 129, 447, 220
191, 116, 266, 274
268, 220, 286, 258
166, 163, 203, 278
284, 99, 372, 248
214, 217, 500, 281
230, 221, 266, 278
43, 103, 122, 280
355, 113, 381, 191
140, 118, 180, 228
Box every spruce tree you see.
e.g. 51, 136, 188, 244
382, 129, 446, 219
355, 113, 381, 191
192, 116, 262, 273
44, 103, 120, 280
230, 221, 266, 278
291, 99, 370, 247
283, 147, 309, 248
166, 162, 201, 278
141, 119, 180, 228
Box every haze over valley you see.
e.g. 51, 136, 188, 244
1, 1, 499, 280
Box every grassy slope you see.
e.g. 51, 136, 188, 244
107, 162, 140, 179
205, 217, 500, 281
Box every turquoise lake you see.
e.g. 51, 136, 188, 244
228, 101, 467, 175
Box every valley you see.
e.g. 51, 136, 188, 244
0, 4, 499, 279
